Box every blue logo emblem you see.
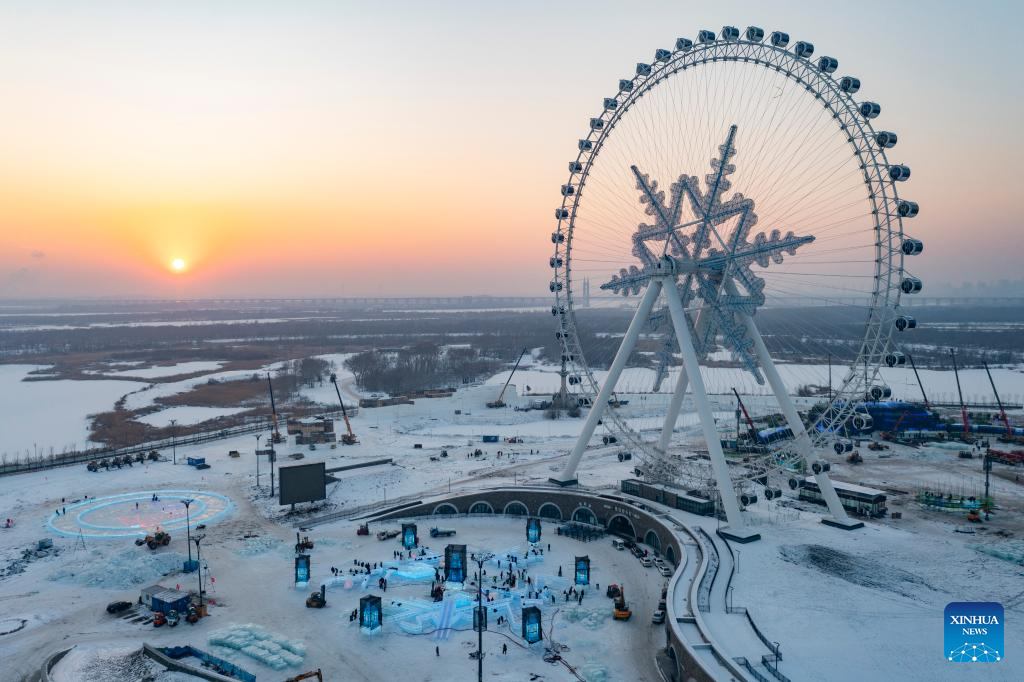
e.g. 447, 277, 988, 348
945, 602, 1003, 662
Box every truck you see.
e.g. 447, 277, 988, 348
376, 529, 400, 541
430, 527, 456, 538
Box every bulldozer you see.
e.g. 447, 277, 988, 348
357, 523, 370, 536
136, 530, 171, 549
847, 451, 863, 464
613, 584, 632, 621
306, 585, 326, 609
296, 532, 315, 553
285, 670, 323, 682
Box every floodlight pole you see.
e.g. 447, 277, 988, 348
983, 454, 992, 520
471, 551, 492, 682
182, 499, 193, 563
255, 434, 262, 489
270, 444, 276, 497
193, 534, 205, 607
170, 419, 177, 465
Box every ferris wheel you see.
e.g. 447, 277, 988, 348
548, 26, 922, 533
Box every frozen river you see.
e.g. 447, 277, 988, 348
0, 365, 143, 458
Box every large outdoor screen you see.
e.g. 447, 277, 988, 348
279, 461, 326, 505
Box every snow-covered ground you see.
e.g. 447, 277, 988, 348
2, 369, 1024, 681
136, 406, 249, 428
108, 361, 225, 379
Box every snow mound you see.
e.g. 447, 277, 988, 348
561, 606, 609, 630
971, 540, 1024, 565
234, 537, 283, 556
49, 549, 186, 589
578, 661, 610, 682
50, 644, 197, 682
208, 623, 306, 670
779, 544, 938, 600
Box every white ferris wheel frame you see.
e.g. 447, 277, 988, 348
549, 28, 921, 533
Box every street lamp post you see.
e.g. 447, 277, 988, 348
269, 444, 276, 497
470, 551, 493, 682
170, 419, 177, 465
983, 453, 992, 521
255, 434, 262, 489
182, 499, 194, 564
193, 534, 205, 607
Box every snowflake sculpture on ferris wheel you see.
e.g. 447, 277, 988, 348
601, 125, 813, 389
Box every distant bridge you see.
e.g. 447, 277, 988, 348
4, 294, 1022, 312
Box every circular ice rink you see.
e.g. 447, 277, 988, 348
47, 490, 232, 538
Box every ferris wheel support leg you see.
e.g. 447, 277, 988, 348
551, 279, 664, 486
657, 368, 690, 453
737, 307, 863, 530
663, 278, 754, 539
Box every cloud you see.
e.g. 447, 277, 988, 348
30, 249, 46, 259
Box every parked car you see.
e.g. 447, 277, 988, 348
652, 609, 666, 624
106, 600, 132, 615
640, 557, 653, 568
659, 565, 673, 577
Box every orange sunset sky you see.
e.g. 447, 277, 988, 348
1, 1, 1021, 298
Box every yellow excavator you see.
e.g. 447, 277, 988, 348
613, 584, 632, 620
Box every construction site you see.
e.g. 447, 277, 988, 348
0, 339, 1022, 682
3, 7, 1024, 680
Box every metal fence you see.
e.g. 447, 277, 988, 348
0, 406, 358, 477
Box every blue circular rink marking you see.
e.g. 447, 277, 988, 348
46, 490, 232, 539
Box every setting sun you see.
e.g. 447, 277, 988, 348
170, 258, 187, 273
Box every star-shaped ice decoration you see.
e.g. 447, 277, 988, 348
601, 125, 813, 385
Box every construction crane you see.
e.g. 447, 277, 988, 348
983, 361, 1013, 438
329, 372, 358, 445
950, 349, 970, 437
487, 347, 529, 408
907, 354, 930, 409
731, 388, 758, 442
267, 373, 285, 444
285, 669, 323, 682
